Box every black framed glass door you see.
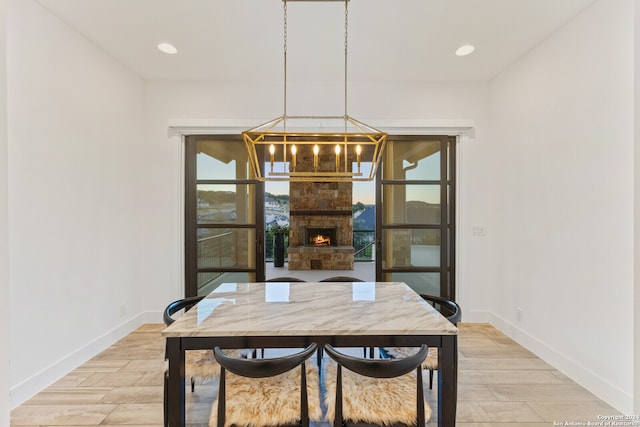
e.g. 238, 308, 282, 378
376, 136, 456, 299
184, 135, 264, 297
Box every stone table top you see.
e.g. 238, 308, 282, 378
162, 281, 458, 338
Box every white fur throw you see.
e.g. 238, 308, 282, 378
208, 361, 322, 427
323, 359, 432, 425
383, 347, 439, 370
186, 349, 253, 380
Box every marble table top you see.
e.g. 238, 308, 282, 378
162, 281, 458, 338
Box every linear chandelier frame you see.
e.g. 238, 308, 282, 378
242, 0, 387, 182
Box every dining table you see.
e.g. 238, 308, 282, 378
162, 281, 458, 427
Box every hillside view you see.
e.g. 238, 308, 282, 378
196, 190, 440, 229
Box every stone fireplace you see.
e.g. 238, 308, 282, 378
286, 151, 355, 270
287, 206, 354, 269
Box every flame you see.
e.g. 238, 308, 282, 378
311, 234, 331, 246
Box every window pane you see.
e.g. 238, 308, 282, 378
197, 228, 256, 269
197, 184, 256, 224
382, 184, 440, 224
196, 140, 251, 180
197, 272, 253, 296
382, 229, 440, 268
383, 140, 441, 180
387, 272, 441, 297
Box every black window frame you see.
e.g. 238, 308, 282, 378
376, 135, 456, 300
184, 135, 264, 297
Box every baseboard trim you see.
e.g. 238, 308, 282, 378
487, 312, 633, 414
10, 311, 162, 409
461, 309, 491, 323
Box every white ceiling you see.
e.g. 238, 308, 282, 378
35, 0, 598, 82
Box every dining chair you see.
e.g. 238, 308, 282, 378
209, 343, 322, 427
380, 294, 461, 388
323, 343, 431, 427
163, 296, 252, 427
319, 276, 364, 282
164, 296, 211, 393
266, 276, 306, 282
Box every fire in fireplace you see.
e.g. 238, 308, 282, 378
310, 234, 331, 246
305, 227, 337, 247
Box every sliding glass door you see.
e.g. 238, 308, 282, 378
184, 135, 264, 297
377, 136, 456, 299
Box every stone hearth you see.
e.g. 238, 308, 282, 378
288, 245, 354, 270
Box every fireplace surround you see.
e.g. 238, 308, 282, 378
287, 179, 355, 270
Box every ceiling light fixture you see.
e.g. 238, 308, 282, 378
157, 43, 178, 55
242, 0, 387, 182
455, 44, 475, 56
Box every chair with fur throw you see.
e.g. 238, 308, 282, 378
163, 296, 253, 390
323, 344, 431, 427
162, 296, 252, 427
380, 294, 461, 389
209, 343, 323, 427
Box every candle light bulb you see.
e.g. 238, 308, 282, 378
269, 144, 275, 173
290, 145, 297, 171
335, 145, 341, 170
356, 145, 362, 173
313, 144, 319, 169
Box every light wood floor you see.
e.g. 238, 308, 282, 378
10, 323, 620, 426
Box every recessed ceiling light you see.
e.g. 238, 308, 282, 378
455, 45, 475, 57
157, 43, 178, 55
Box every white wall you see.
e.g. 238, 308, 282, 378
6, 0, 147, 407
489, 0, 634, 413
0, 0, 10, 422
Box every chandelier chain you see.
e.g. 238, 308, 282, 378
283, 0, 288, 119
283, 1, 288, 55
344, 0, 349, 119
344, 1, 348, 54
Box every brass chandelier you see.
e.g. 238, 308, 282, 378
242, 0, 387, 182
